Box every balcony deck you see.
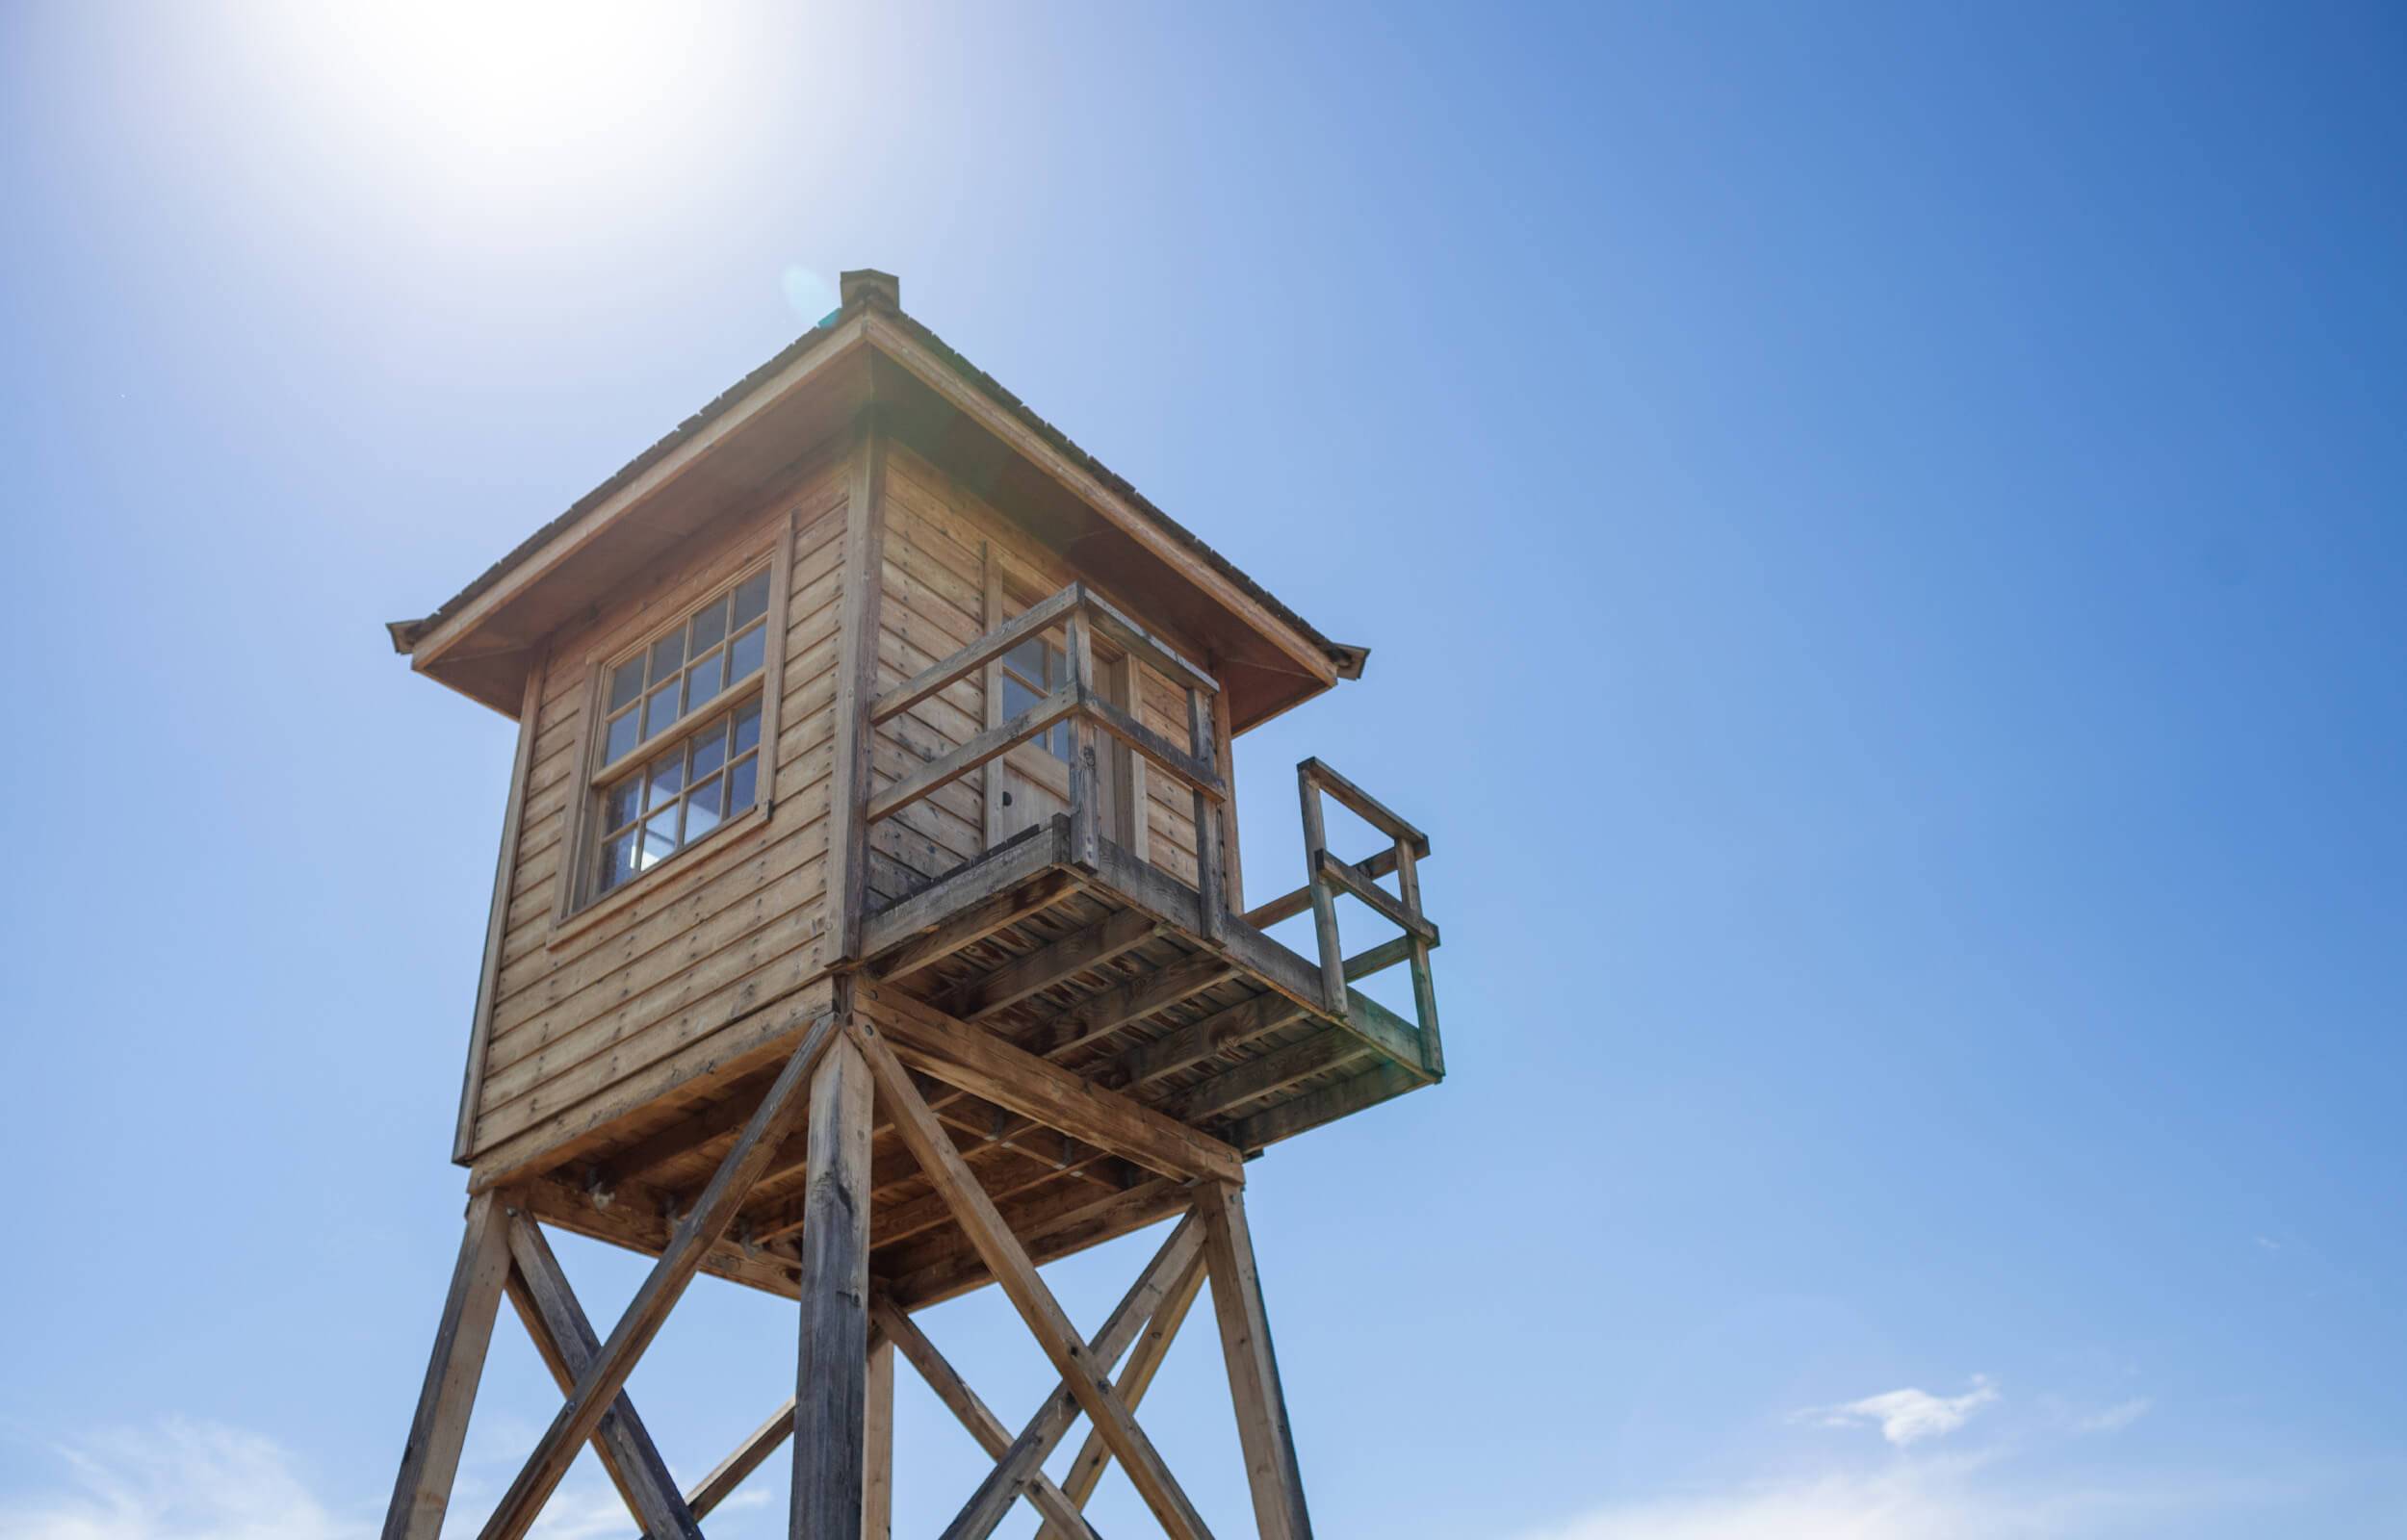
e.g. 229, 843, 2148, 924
497, 586, 1442, 1313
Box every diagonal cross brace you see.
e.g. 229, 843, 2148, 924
852, 1014, 1218, 1540
501, 1217, 702, 1540
940, 1213, 1206, 1540
476, 1010, 842, 1540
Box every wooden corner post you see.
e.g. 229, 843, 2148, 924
792, 988, 876, 1540
830, 411, 890, 962
382, 1191, 512, 1540
1200, 1180, 1315, 1540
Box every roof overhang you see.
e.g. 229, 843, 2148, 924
391, 283, 1359, 732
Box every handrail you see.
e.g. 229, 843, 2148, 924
1287, 757, 1442, 1079
864, 580, 1229, 936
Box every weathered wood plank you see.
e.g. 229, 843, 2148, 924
944, 908, 1157, 1021
1035, 1245, 1209, 1540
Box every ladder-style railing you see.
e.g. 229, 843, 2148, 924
1242, 759, 1443, 1079
866, 581, 1230, 940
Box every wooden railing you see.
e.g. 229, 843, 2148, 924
866, 581, 1230, 939
1243, 758, 1442, 1078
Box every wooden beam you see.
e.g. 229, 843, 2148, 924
868, 1297, 1102, 1538
857, 984, 1242, 1184
1163, 1032, 1365, 1125
1297, 757, 1428, 851
501, 1219, 701, 1540
1392, 835, 1443, 1078
1105, 992, 1308, 1091
1312, 848, 1439, 944
858, 819, 1072, 968
871, 583, 1079, 726
886, 1176, 1194, 1312
829, 417, 889, 961
850, 1020, 1218, 1540
1077, 686, 1227, 800
870, 868, 1077, 982
792, 1032, 876, 1540
382, 1192, 512, 1540
1239, 844, 1411, 935
457, 663, 544, 1162
1187, 684, 1228, 945
1035, 1246, 1210, 1540
866, 684, 1078, 826
1017, 950, 1236, 1060
684, 1398, 794, 1520
933, 1215, 1207, 1540
1199, 1181, 1314, 1540
1229, 1063, 1421, 1153
865, 1338, 893, 1540
475, 1010, 840, 1540
944, 908, 1158, 1021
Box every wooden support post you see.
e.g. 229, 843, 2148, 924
792, 1030, 876, 1540
864, 1339, 893, 1540
476, 1012, 841, 1540
382, 1191, 512, 1540
830, 414, 889, 960
1062, 607, 1101, 872
1035, 1246, 1210, 1540
1188, 683, 1227, 945
1296, 768, 1347, 1016
1390, 835, 1443, 1078
936, 1216, 1206, 1540
1199, 1181, 1314, 1540
851, 1017, 1217, 1540
502, 1217, 702, 1540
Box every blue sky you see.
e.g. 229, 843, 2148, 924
3, 3, 2403, 1536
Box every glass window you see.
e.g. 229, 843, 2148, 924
593, 564, 774, 774
584, 564, 776, 902
999, 629, 1071, 764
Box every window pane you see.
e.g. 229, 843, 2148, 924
685, 652, 724, 712
650, 629, 686, 678
1003, 635, 1048, 685
727, 752, 758, 814
690, 716, 729, 780
686, 773, 723, 839
645, 748, 686, 808
689, 596, 729, 653
728, 621, 765, 683
642, 680, 680, 740
733, 698, 762, 756
603, 709, 640, 765
604, 777, 642, 832
999, 673, 1038, 720
1048, 721, 1073, 762
642, 808, 680, 867
608, 657, 645, 712
598, 832, 639, 892
733, 569, 770, 627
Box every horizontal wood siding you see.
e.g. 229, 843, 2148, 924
464, 454, 849, 1167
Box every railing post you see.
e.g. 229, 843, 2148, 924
1062, 604, 1101, 872
1390, 834, 1442, 1078
1295, 765, 1347, 1016
1188, 684, 1227, 946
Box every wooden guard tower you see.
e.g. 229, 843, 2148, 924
379, 270, 1446, 1540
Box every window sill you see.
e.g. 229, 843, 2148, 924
547, 800, 772, 950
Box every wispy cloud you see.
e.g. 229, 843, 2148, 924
0, 1419, 640, 1540
2070, 1398, 2153, 1435
0, 1418, 360, 1540
1801, 1375, 2000, 1447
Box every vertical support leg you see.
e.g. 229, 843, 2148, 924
1296, 768, 1347, 1015
1063, 606, 1101, 872
792, 1030, 875, 1540
1199, 1182, 1313, 1540
863, 1338, 894, 1540
382, 1191, 512, 1540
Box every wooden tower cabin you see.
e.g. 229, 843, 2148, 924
378, 270, 1447, 1540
